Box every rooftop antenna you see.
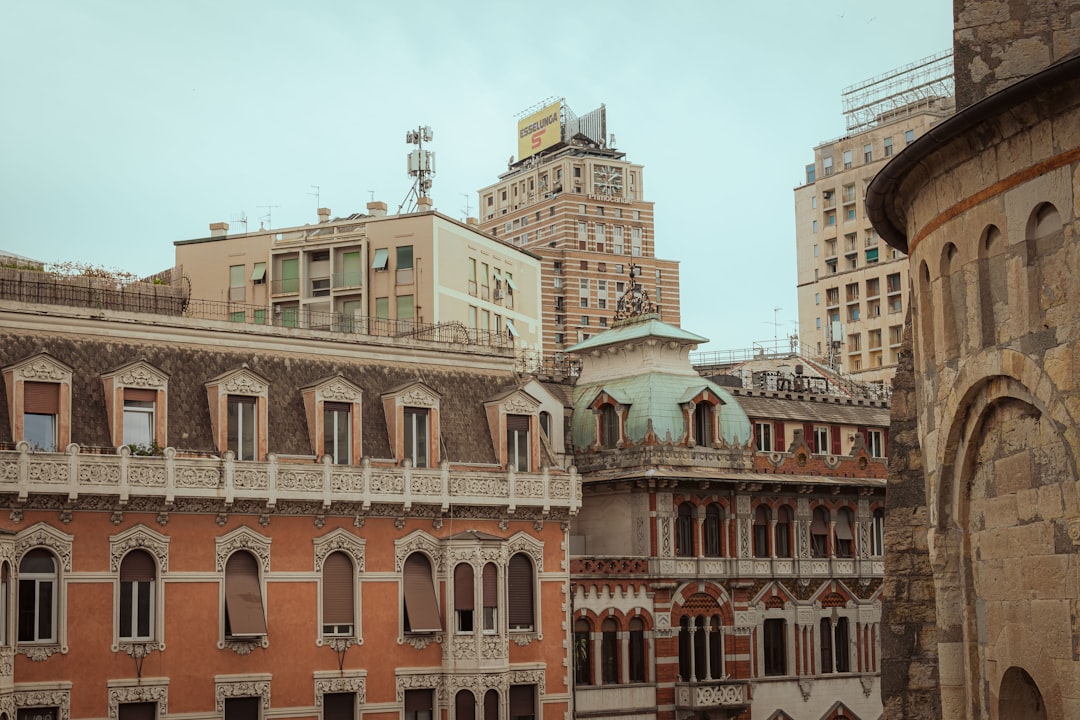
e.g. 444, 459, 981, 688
257, 204, 280, 230
368, 190, 375, 203
309, 185, 320, 209
233, 211, 248, 233
460, 193, 472, 220
773, 306, 782, 345
398, 125, 435, 214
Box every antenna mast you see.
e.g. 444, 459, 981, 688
398, 125, 435, 214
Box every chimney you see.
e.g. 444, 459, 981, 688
417, 196, 433, 212
466, 217, 479, 227
210, 222, 229, 238
367, 201, 387, 218
317, 208, 331, 223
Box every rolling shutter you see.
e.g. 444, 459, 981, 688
124, 388, 157, 403
117, 704, 156, 720
506, 414, 530, 432
482, 563, 498, 610
403, 554, 442, 632
323, 552, 354, 626
454, 563, 474, 611
322, 693, 355, 720
509, 685, 534, 718
404, 689, 432, 713
507, 554, 534, 629
119, 550, 155, 582
811, 509, 829, 535
835, 511, 853, 540
456, 690, 476, 720
24, 382, 59, 414
224, 552, 267, 637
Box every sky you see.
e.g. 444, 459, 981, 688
0, 0, 953, 352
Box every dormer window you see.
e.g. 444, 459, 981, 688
483, 389, 541, 472
600, 405, 619, 449
693, 404, 712, 446
3, 353, 73, 452
102, 360, 169, 450
383, 381, 441, 468
205, 367, 270, 461
302, 376, 363, 464
404, 408, 429, 468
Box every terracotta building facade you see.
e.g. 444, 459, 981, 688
0, 294, 578, 719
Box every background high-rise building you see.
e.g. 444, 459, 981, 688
794, 53, 954, 386
477, 100, 680, 360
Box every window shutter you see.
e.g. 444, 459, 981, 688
124, 388, 157, 403
455, 690, 476, 720
324, 401, 350, 413
323, 552, 354, 626
803, 423, 814, 451
775, 421, 786, 452
23, 382, 59, 414
322, 693, 355, 720
117, 703, 157, 720
509, 685, 534, 717
811, 509, 829, 535
224, 551, 267, 636
403, 554, 442, 632
482, 563, 497, 609
835, 510, 853, 540
483, 689, 499, 720
404, 689, 432, 713
454, 563, 474, 611
119, 550, 155, 582
506, 414, 530, 432
830, 425, 842, 455
507, 554, 534, 628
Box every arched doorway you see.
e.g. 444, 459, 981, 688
999, 666, 1046, 719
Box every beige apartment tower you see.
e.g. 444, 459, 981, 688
794, 52, 955, 386
478, 101, 680, 360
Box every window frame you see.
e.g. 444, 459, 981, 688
118, 549, 157, 642
223, 550, 268, 641
17, 548, 58, 644
754, 421, 772, 452
507, 553, 535, 632
402, 552, 441, 635
4, 354, 74, 453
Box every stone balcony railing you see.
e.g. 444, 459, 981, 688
571, 554, 884, 580
674, 679, 751, 712
0, 445, 580, 516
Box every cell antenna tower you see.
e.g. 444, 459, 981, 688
398, 125, 435, 214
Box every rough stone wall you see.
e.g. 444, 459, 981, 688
880, 312, 940, 720
953, 0, 1080, 109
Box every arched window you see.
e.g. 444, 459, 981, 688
224, 550, 266, 639
539, 411, 551, 440
601, 618, 619, 684
703, 504, 723, 557
676, 503, 695, 557
693, 616, 707, 681
628, 617, 646, 683
483, 689, 499, 720
871, 508, 885, 557
507, 554, 534, 631
834, 507, 854, 557
574, 618, 592, 685
454, 563, 475, 633
693, 402, 713, 446
322, 551, 355, 637
775, 505, 792, 558
600, 405, 619, 449
18, 549, 57, 643
979, 224, 1006, 347
119, 549, 156, 642
709, 615, 723, 679
918, 260, 932, 364
403, 553, 441, 634
810, 507, 830, 557
999, 666, 1047, 720
456, 689, 476, 720
482, 563, 498, 632
753, 506, 770, 558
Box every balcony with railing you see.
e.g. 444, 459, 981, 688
675, 680, 751, 715
332, 271, 363, 289
0, 444, 580, 515
570, 551, 884, 581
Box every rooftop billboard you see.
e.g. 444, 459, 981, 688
517, 101, 562, 161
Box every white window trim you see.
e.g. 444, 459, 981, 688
215, 674, 271, 714
108, 677, 169, 720
313, 529, 365, 647
215, 527, 272, 653
15, 523, 73, 661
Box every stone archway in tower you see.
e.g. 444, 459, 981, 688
999, 666, 1047, 720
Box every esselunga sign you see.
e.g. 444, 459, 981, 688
517, 101, 562, 160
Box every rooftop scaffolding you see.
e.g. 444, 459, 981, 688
842, 49, 955, 134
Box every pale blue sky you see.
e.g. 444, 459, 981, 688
0, 0, 952, 351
